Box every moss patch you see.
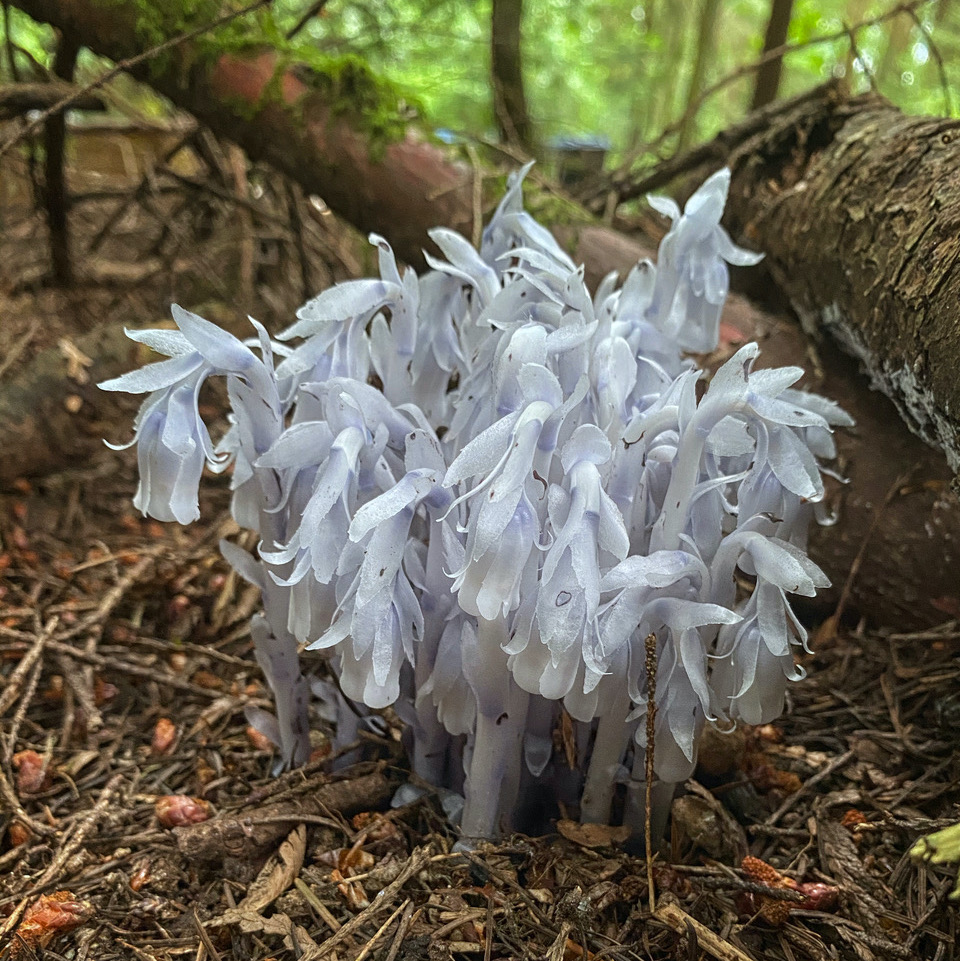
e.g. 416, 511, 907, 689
93, 0, 418, 154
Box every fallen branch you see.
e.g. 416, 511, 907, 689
173, 765, 397, 864
654, 900, 755, 961
0, 80, 104, 119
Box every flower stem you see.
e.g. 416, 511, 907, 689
580, 682, 633, 824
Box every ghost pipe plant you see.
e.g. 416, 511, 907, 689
102, 166, 850, 840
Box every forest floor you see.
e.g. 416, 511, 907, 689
1, 146, 959, 961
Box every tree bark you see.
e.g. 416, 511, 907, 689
750, 0, 794, 110
491, 0, 532, 151
676, 0, 721, 151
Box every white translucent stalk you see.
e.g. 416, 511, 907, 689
253, 467, 312, 767
459, 617, 530, 841
411, 516, 454, 786
649, 400, 736, 553
579, 682, 633, 824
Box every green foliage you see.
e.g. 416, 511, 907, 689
2, 0, 959, 161
911, 821, 960, 899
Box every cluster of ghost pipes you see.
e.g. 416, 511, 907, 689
103, 166, 849, 840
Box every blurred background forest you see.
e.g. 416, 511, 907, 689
2, 0, 959, 175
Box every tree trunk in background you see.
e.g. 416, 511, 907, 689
877, 9, 911, 89
491, 0, 532, 151
750, 0, 794, 110
675, 0, 720, 151
842, 0, 871, 84
44, 31, 80, 286
647, 0, 686, 140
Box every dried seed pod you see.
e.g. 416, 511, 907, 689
152, 718, 176, 754
12, 750, 48, 795
797, 881, 840, 912
155, 795, 211, 828
11, 891, 94, 958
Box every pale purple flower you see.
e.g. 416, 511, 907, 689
104, 166, 848, 837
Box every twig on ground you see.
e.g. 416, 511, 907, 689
0, 317, 41, 382
0, 614, 56, 718
654, 900, 756, 961
309, 847, 432, 960
766, 749, 855, 827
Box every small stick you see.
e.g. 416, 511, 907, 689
766, 748, 855, 826
313, 848, 432, 959
644, 632, 658, 914
56, 549, 161, 643
655, 901, 756, 961
0, 614, 56, 717
383, 901, 417, 961
2, 656, 43, 763
285, 0, 330, 40
354, 899, 410, 961
466, 142, 484, 250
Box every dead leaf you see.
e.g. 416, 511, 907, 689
206, 906, 320, 957
11, 891, 94, 958
246, 725, 275, 752
331, 867, 371, 910
556, 819, 630, 849
7, 822, 31, 847
208, 825, 308, 928
237, 824, 306, 916
671, 786, 748, 862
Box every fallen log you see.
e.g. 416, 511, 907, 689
617, 83, 960, 478
0, 80, 105, 119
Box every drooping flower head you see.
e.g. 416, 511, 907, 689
104, 166, 848, 837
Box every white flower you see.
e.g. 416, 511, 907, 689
105, 167, 848, 836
